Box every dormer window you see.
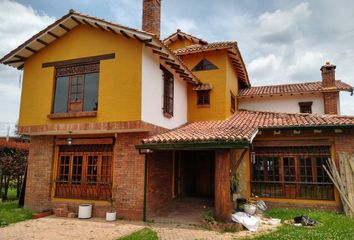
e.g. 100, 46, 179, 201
53, 63, 99, 115
299, 102, 312, 113
192, 59, 218, 72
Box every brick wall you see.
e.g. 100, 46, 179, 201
334, 129, 354, 155
323, 91, 339, 114
146, 151, 173, 217
142, 0, 161, 38
24, 135, 54, 211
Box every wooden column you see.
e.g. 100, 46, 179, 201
214, 149, 232, 222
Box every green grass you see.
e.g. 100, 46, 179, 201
118, 228, 158, 240
0, 201, 34, 227
246, 208, 354, 240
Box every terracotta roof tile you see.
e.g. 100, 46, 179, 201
163, 29, 208, 45
142, 110, 354, 144
174, 42, 235, 55
238, 80, 353, 97
193, 83, 213, 91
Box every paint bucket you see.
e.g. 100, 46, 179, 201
78, 204, 92, 219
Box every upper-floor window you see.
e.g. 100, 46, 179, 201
161, 65, 174, 117
197, 90, 210, 106
53, 63, 99, 113
230, 91, 236, 113
192, 59, 218, 72
299, 102, 312, 113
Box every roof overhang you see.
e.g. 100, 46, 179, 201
0, 10, 200, 85
136, 140, 249, 150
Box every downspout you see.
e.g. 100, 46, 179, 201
143, 153, 148, 222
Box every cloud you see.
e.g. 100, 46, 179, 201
0, 0, 55, 135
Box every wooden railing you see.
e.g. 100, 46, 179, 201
55, 180, 112, 200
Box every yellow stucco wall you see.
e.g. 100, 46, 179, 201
183, 50, 239, 121
167, 38, 195, 51
19, 25, 142, 127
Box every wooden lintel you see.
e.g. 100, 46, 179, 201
42, 53, 115, 68
106, 26, 117, 35
153, 49, 169, 58
36, 38, 49, 46
228, 50, 237, 56
25, 46, 37, 53
82, 19, 94, 28
71, 16, 82, 25
120, 30, 131, 39
55, 138, 113, 145
59, 24, 70, 32
145, 42, 162, 50
94, 22, 106, 31
47, 31, 59, 39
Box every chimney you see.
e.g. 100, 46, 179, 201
142, 0, 161, 38
321, 61, 336, 88
321, 62, 339, 115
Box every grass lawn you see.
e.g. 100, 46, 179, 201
0, 201, 34, 227
247, 208, 354, 240
118, 227, 158, 240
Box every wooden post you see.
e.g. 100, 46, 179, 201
215, 149, 231, 222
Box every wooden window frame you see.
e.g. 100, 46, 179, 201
55, 145, 113, 201
196, 90, 210, 106
299, 101, 313, 113
230, 91, 236, 113
251, 146, 334, 200
161, 65, 174, 118
192, 59, 218, 72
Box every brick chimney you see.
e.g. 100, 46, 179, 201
142, 0, 161, 38
321, 62, 339, 115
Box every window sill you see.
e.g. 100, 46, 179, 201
197, 104, 210, 108
48, 111, 97, 119
163, 112, 173, 119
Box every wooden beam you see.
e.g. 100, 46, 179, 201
175, 69, 185, 74
14, 55, 26, 60
228, 50, 237, 56
145, 42, 162, 50
215, 149, 232, 222
160, 56, 175, 62
165, 61, 179, 68
17, 63, 24, 70
153, 49, 169, 58
59, 24, 70, 32
120, 30, 131, 39
106, 26, 117, 35
25, 46, 37, 53
133, 34, 151, 43
47, 31, 59, 39
36, 38, 49, 46
94, 22, 106, 32
42, 53, 115, 68
71, 16, 82, 25
82, 19, 94, 28
3, 59, 25, 64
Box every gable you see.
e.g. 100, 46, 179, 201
192, 59, 218, 72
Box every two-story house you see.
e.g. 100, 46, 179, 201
1, 0, 354, 222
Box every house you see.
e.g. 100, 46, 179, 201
1, 0, 354, 222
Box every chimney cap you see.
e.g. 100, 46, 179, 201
321, 61, 336, 71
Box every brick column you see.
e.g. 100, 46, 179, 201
214, 149, 232, 222
142, 0, 161, 38
24, 135, 54, 211
321, 62, 339, 114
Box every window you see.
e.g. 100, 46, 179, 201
251, 146, 334, 200
161, 65, 174, 117
192, 59, 218, 72
53, 63, 99, 114
197, 90, 210, 106
230, 91, 236, 113
299, 102, 312, 113
55, 144, 113, 200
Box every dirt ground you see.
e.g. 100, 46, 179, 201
0, 216, 279, 240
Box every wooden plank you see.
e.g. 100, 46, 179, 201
71, 16, 82, 25
42, 53, 115, 68
214, 149, 232, 222
47, 31, 59, 39
55, 138, 114, 145
160, 56, 175, 62
36, 38, 49, 46
94, 22, 106, 31
3, 59, 25, 64
59, 24, 70, 32
25, 46, 37, 53
106, 26, 117, 35
14, 55, 26, 60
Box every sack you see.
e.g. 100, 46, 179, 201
294, 215, 318, 226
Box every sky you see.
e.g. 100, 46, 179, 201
0, 0, 353, 135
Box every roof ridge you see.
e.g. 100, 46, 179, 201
163, 29, 208, 45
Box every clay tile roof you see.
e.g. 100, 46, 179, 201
174, 41, 235, 55
141, 110, 354, 145
193, 83, 213, 91
238, 80, 354, 98
163, 29, 208, 46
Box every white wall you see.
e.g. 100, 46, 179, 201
239, 93, 325, 114
141, 46, 188, 129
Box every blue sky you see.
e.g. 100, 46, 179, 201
0, 0, 353, 135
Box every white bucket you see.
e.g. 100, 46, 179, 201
106, 212, 117, 221
78, 204, 92, 219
